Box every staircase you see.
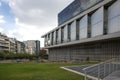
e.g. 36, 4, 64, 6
83, 58, 120, 80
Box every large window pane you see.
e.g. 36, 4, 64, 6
79, 15, 88, 39
91, 7, 104, 37
108, 0, 120, 33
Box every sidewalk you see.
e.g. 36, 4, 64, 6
103, 71, 120, 80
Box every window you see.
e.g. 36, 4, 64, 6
68, 23, 71, 41
61, 27, 64, 43
56, 30, 58, 44
76, 19, 80, 40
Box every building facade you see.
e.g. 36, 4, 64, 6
16, 41, 25, 53
0, 33, 40, 54
42, 0, 120, 62
24, 40, 40, 55
9, 38, 16, 53
0, 33, 17, 53
35, 40, 40, 56
0, 33, 10, 52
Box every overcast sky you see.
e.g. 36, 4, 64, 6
0, 0, 74, 47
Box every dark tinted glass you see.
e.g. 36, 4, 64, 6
58, 0, 103, 25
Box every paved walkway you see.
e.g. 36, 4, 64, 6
103, 71, 120, 80
61, 65, 120, 80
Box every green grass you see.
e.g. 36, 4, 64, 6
0, 62, 95, 80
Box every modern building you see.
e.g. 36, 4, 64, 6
35, 40, 40, 56
16, 41, 25, 53
24, 40, 40, 55
42, 0, 120, 62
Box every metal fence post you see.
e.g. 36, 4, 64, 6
84, 70, 87, 80
98, 64, 100, 80
104, 63, 106, 77
109, 62, 111, 74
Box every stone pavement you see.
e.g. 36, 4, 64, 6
62, 65, 120, 80
103, 71, 120, 80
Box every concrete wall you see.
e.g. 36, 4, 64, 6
49, 39, 120, 62
108, 0, 120, 33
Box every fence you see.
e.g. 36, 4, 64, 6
83, 58, 120, 80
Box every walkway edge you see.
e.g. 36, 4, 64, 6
60, 66, 102, 80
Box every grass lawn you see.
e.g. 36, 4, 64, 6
0, 62, 95, 80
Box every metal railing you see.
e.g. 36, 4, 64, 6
83, 58, 120, 80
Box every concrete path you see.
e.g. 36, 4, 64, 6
61, 65, 120, 80
103, 71, 120, 80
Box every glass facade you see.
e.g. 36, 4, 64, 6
58, 0, 103, 25
108, 0, 120, 33
70, 21, 76, 41
61, 27, 64, 43
53, 31, 56, 45
68, 23, 71, 41
35, 40, 40, 56
64, 25, 68, 42
76, 20, 79, 40
91, 7, 104, 37
58, 29, 61, 44
79, 15, 88, 39
56, 30, 58, 44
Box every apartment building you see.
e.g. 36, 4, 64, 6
0, 33, 20, 53
0, 33, 9, 52
9, 38, 16, 53
42, 0, 120, 62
